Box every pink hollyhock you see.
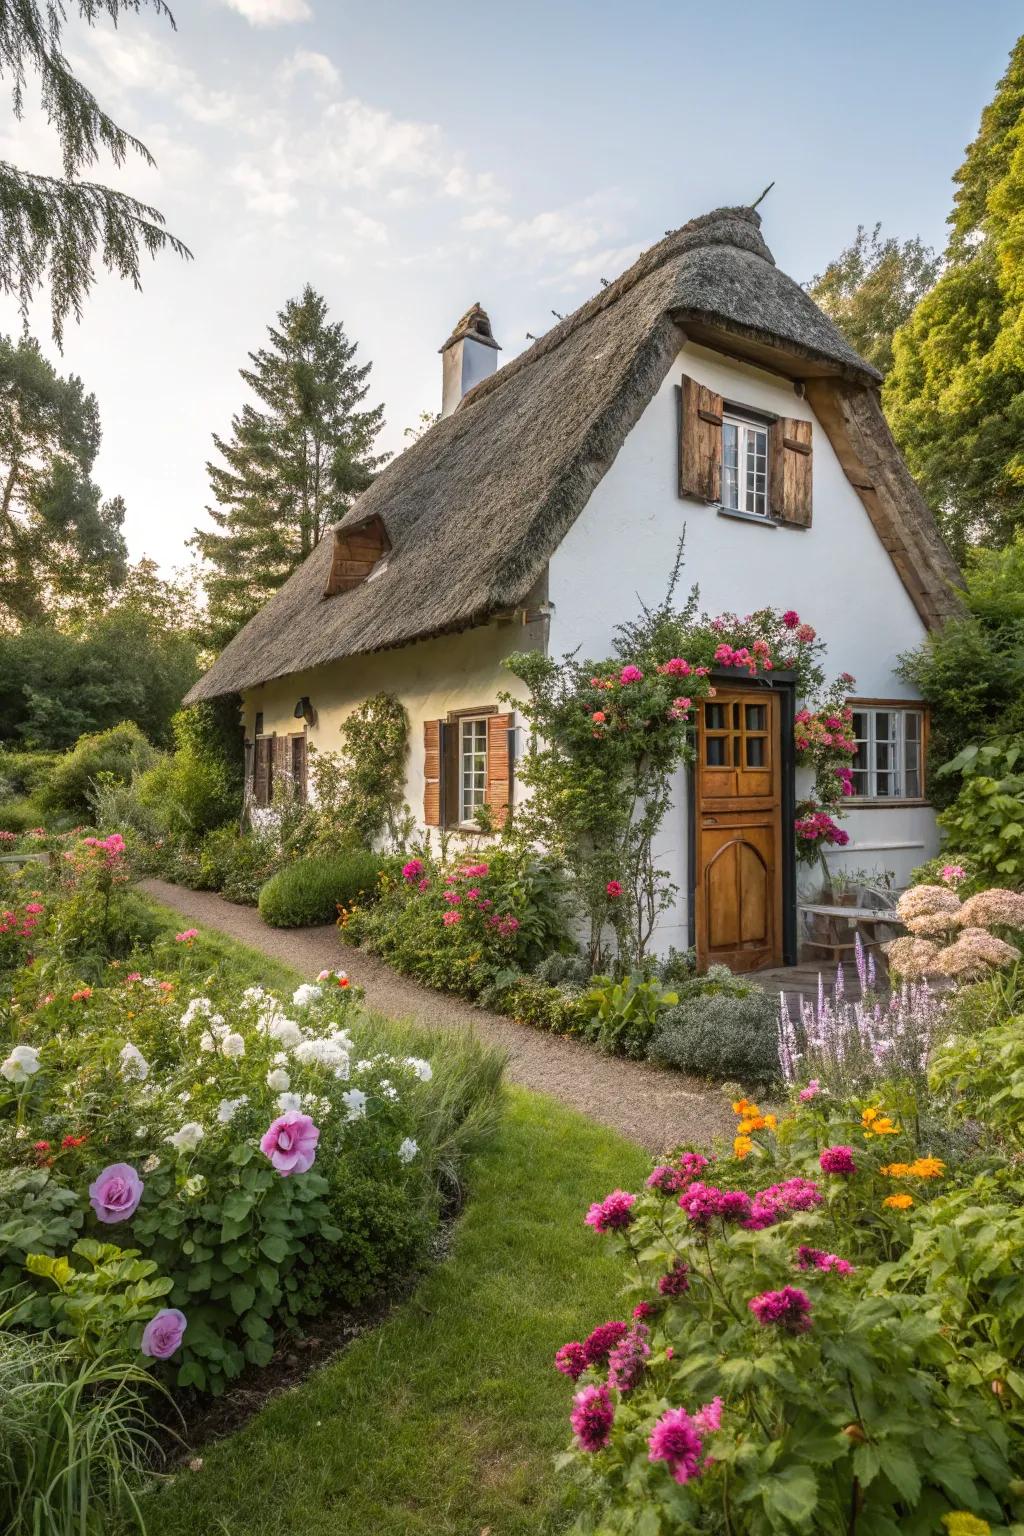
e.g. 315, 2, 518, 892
819, 1145, 856, 1176
141, 1307, 187, 1359
260, 1110, 320, 1176
749, 1286, 813, 1332
647, 1407, 703, 1484
89, 1163, 144, 1224
571, 1384, 614, 1452
583, 1320, 629, 1366
401, 859, 424, 881
554, 1341, 588, 1380
442, 910, 462, 926
658, 1258, 690, 1296
693, 1396, 723, 1434
619, 664, 644, 684
584, 1190, 635, 1232
799, 1079, 821, 1101
606, 880, 622, 898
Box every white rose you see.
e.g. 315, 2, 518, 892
221, 1033, 246, 1058
118, 1042, 150, 1082
341, 1088, 367, 1121
398, 1137, 419, 1164
266, 1068, 290, 1091
292, 983, 321, 1009
1, 1044, 40, 1083
167, 1121, 205, 1153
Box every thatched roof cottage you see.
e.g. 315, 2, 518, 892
187, 205, 960, 969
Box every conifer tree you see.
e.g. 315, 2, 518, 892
884, 35, 1024, 559
194, 286, 386, 644
0, 1, 190, 344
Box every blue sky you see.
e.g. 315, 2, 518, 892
1, 0, 1020, 576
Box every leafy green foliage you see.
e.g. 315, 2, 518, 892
650, 972, 782, 1081
936, 738, 1024, 886
0, 0, 190, 343
38, 720, 156, 816
577, 973, 678, 1059
134, 707, 242, 839
24, 1239, 172, 1356
193, 286, 387, 644
0, 1167, 82, 1293
304, 694, 409, 851
808, 222, 939, 377
258, 850, 380, 928
885, 36, 1024, 556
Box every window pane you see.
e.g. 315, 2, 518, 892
722, 423, 739, 509
460, 719, 488, 821
705, 703, 728, 730
705, 736, 727, 766
745, 704, 766, 731
746, 736, 765, 767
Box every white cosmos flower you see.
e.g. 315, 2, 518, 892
398, 1137, 419, 1164
405, 1057, 432, 1083
221, 1033, 246, 1058
277, 1091, 302, 1113
217, 1096, 248, 1124
266, 1067, 290, 1091
1, 1044, 40, 1082
341, 1088, 367, 1121
167, 1121, 205, 1152
118, 1042, 150, 1082
292, 983, 321, 1009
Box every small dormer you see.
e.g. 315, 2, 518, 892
322, 513, 391, 598
440, 303, 501, 417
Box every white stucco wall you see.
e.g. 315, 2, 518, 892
241, 619, 541, 845
547, 341, 940, 951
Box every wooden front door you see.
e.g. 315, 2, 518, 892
695, 688, 782, 973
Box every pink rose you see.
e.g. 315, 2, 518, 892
141, 1307, 187, 1359
619, 665, 644, 684
606, 880, 622, 898
260, 1110, 320, 1176
402, 859, 423, 881
89, 1162, 144, 1223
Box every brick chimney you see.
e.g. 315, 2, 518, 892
440, 303, 501, 417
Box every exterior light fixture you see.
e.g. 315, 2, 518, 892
294, 697, 315, 726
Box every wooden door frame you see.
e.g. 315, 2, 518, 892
687, 670, 798, 969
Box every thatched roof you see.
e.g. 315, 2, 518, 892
186, 206, 961, 704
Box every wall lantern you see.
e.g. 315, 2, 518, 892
294, 697, 316, 727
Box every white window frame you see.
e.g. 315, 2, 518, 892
458, 716, 489, 826
721, 413, 769, 518
849, 706, 925, 802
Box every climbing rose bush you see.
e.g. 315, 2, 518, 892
557, 1087, 1022, 1532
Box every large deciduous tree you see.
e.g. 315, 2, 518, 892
0, 331, 128, 626
0, 0, 190, 344
808, 224, 939, 378
884, 35, 1024, 560
194, 285, 386, 645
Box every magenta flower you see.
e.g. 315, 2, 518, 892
88, 1163, 144, 1224
756, 1177, 822, 1215
619, 665, 644, 684
633, 1301, 654, 1320
678, 1151, 711, 1180
819, 1145, 856, 1176
174, 928, 199, 943
607, 1323, 650, 1392
571, 1384, 614, 1452
693, 1396, 723, 1434
141, 1307, 187, 1359
677, 1181, 724, 1226
658, 1259, 690, 1297
583, 1320, 629, 1366
749, 1286, 813, 1333
605, 879, 622, 899
648, 1407, 703, 1484
781, 609, 800, 628
442, 910, 462, 926
718, 1189, 753, 1222
941, 864, 966, 886
646, 1164, 685, 1194
401, 859, 424, 881
797, 1244, 855, 1276
584, 1189, 635, 1233
417, 877, 430, 892
260, 1110, 320, 1176
554, 1341, 588, 1380
799, 1079, 821, 1101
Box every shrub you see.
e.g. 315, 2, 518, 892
259, 851, 380, 928
650, 982, 781, 1082
578, 973, 678, 1059
40, 723, 157, 816
135, 713, 239, 840
217, 831, 282, 906
531, 951, 591, 987
934, 737, 1024, 887
0, 796, 43, 834
0, 749, 61, 799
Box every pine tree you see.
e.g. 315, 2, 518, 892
884, 36, 1024, 559
0, 332, 128, 627
0, 1, 191, 344
808, 224, 939, 378
194, 286, 386, 644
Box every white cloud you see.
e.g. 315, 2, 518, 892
277, 49, 340, 91
460, 206, 512, 232
219, 0, 312, 25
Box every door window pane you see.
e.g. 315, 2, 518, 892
745, 736, 766, 767
745, 704, 766, 731
705, 736, 728, 766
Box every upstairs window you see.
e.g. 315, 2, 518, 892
850, 705, 925, 801
721, 414, 769, 517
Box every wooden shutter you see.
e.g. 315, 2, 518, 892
769, 418, 813, 527
254, 737, 271, 808
485, 713, 514, 827
423, 719, 441, 826
271, 735, 288, 802
290, 732, 308, 803
679, 375, 723, 503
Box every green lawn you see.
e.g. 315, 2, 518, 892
144, 1088, 649, 1536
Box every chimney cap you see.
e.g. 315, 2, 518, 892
439, 302, 501, 354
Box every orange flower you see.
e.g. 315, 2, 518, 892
880, 1163, 911, 1178
861, 1106, 899, 1137
909, 1157, 945, 1179
732, 1098, 759, 1117
733, 1134, 753, 1160
883, 1193, 913, 1210
592, 711, 606, 724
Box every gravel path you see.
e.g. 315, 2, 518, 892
140, 878, 732, 1153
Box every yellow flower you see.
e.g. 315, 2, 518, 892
732, 1098, 758, 1116
763, 1113, 777, 1130
909, 1157, 945, 1179
862, 1106, 899, 1137
880, 1163, 912, 1178
883, 1193, 914, 1210
942, 1515, 990, 1536
733, 1134, 753, 1160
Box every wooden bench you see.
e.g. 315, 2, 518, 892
798, 903, 904, 967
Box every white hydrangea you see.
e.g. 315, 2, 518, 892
1, 1044, 40, 1083
181, 997, 213, 1027
167, 1121, 205, 1152
341, 1087, 367, 1121
292, 983, 321, 1009
405, 1057, 433, 1083
268, 1017, 303, 1049
398, 1137, 419, 1163
118, 1042, 150, 1082
199, 1031, 215, 1053
293, 1037, 348, 1074
266, 1067, 290, 1091
277, 1091, 302, 1113
217, 1095, 248, 1124
221, 1032, 246, 1059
